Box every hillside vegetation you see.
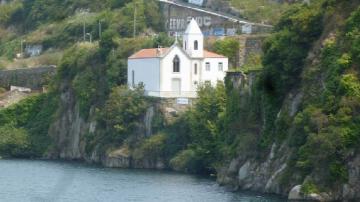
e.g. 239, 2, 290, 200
0, 0, 360, 200
0, 0, 163, 69
228, 0, 291, 24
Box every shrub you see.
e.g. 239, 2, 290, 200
301, 180, 319, 195
0, 87, 6, 94
0, 93, 58, 157
212, 38, 240, 69
101, 85, 149, 144
0, 125, 29, 157
133, 133, 167, 160
169, 149, 197, 172
0, 1, 23, 25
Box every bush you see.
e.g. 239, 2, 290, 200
345, 7, 360, 64
301, 180, 319, 195
0, 87, 6, 94
212, 38, 240, 69
170, 149, 197, 172
0, 93, 58, 157
101, 85, 149, 144
0, 1, 23, 25
0, 125, 29, 157
133, 133, 167, 160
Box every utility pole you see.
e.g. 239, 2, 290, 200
133, 3, 137, 38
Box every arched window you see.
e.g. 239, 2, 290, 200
173, 55, 180, 73
194, 40, 198, 50
194, 63, 198, 75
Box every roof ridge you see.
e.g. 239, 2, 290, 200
129, 47, 226, 59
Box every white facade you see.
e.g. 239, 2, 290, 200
127, 19, 228, 98
128, 58, 160, 93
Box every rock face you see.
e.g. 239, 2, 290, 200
48, 81, 176, 170
218, 142, 294, 196
48, 88, 88, 160
101, 146, 165, 169
217, 71, 360, 201
342, 154, 360, 200
103, 148, 130, 168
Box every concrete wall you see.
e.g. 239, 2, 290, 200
0, 66, 56, 90
238, 35, 268, 67
163, 3, 234, 36
160, 1, 272, 36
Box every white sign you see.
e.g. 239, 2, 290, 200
177, 98, 189, 105
189, 0, 204, 6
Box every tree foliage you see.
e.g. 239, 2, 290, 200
101, 85, 149, 143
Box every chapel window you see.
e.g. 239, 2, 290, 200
173, 55, 180, 73
194, 40, 198, 50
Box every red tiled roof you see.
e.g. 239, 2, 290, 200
128, 48, 226, 59
204, 50, 226, 58
128, 48, 169, 59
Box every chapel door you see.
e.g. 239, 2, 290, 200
172, 78, 181, 95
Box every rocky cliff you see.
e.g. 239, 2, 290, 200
25, 1, 360, 201
218, 1, 360, 201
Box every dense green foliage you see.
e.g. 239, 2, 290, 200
0, 0, 163, 63
85, 85, 150, 154
102, 85, 149, 143
0, 125, 28, 157
259, 3, 324, 147
212, 38, 240, 69
167, 1, 360, 192
178, 83, 226, 173
291, 5, 360, 189
165, 79, 256, 173
228, 0, 291, 24
0, 93, 58, 157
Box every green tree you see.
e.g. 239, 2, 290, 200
102, 85, 149, 143
0, 125, 29, 157
213, 38, 240, 69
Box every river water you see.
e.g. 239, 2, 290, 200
0, 160, 287, 202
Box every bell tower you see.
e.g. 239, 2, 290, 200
183, 19, 204, 58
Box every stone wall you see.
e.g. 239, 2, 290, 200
0, 66, 56, 90
238, 34, 268, 67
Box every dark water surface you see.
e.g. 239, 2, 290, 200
0, 160, 287, 202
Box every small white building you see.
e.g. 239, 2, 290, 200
127, 19, 228, 98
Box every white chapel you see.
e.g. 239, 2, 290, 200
127, 19, 229, 98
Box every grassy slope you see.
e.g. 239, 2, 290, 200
229, 0, 291, 24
